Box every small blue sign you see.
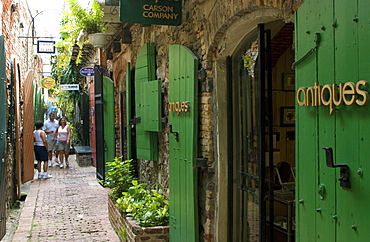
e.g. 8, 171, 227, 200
79, 67, 94, 77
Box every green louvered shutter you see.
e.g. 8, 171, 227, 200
134, 43, 161, 160
169, 45, 199, 242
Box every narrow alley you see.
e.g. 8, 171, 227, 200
8, 155, 119, 241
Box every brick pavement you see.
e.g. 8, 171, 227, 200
12, 155, 120, 242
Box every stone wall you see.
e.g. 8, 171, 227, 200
109, 0, 303, 240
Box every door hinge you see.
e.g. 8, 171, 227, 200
167, 123, 179, 142
129, 117, 141, 126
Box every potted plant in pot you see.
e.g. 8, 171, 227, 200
63, 0, 108, 47
104, 157, 170, 241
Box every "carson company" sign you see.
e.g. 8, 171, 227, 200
120, 0, 182, 26
297, 80, 369, 115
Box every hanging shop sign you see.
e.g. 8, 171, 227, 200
120, 0, 182, 26
37, 40, 55, 54
79, 67, 94, 77
60, 84, 80, 91
40, 77, 56, 89
296, 80, 369, 115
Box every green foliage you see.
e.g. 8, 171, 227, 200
105, 157, 136, 200
116, 180, 169, 227
67, 122, 81, 146
61, 0, 107, 39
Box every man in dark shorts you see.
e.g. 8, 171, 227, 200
34, 121, 53, 179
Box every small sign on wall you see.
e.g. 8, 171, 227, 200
37, 40, 56, 54
60, 84, 79, 91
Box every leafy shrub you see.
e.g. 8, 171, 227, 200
104, 157, 136, 200
116, 180, 169, 227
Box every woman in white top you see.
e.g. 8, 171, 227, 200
54, 118, 71, 168
34, 121, 52, 179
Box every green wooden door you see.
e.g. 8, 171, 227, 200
296, 0, 370, 241
168, 45, 198, 242
103, 76, 115, 165
34, 88, 44, 122
134, 43, 161, 161
0, 35, 6, 240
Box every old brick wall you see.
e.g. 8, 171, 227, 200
109, 0, 303, 241
2, 0, 36, 212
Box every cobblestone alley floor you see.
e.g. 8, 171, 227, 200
4, 155, 119, 242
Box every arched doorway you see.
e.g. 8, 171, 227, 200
215, 17, 295, 241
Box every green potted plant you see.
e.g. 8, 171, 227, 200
63, 0, 108, 47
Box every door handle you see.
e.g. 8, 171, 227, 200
322, 147, 351, 189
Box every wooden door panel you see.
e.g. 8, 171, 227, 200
103, 77, 115, 165
356, 2, 370, 239
296, 0, 370, 241
315, 1, 336, 241
169, 45, 198, 242
295, 1, 322, 240
23, 71, 35, 183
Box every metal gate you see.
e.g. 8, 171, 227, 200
94, 65, 115, 181
0, 35, 6, 240
296, 0, 370, 241
94, 65, 105, 180
168, 45, 199, 242
90, 82, 96, 167
226, 24, 277, 241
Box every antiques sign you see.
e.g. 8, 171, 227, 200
120, 0, 182, 26
297, 80, 369, 115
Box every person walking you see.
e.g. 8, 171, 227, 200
34, 121, 53, 179
54, 118, 71, 168
43, 113, 60, 166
